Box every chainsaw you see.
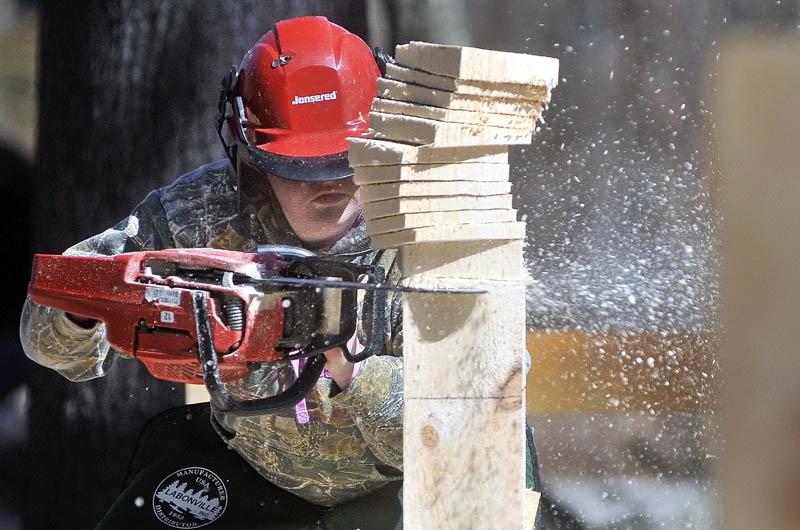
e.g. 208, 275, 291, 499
27, 245, 481, 416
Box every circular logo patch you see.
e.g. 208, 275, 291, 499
152, 467, 227, 528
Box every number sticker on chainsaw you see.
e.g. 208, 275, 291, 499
145, 286, 182, 307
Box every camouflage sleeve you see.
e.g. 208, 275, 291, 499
19, 189, 173, 381
19, 301, 113, 382
331, 355, 404, 470
329, 280, 404, 470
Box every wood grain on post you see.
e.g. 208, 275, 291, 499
400, 243, 528, 529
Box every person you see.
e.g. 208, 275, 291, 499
20, 16, 540, 530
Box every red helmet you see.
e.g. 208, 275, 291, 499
216, 16, 381, 181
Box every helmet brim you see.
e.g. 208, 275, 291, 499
244, 145, 354, 182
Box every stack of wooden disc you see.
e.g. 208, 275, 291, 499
349, 41, 558, 249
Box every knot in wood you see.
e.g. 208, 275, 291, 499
500, 370, 523, 410
420, 424, 439, 449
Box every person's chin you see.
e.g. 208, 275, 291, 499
299, 228, 347, 249
302, 213, 359, 248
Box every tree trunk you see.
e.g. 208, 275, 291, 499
26, 2, 366, 528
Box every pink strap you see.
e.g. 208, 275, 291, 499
289, 358, 334, 424
290, 359, 310, 424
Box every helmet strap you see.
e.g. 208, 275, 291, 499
215, 65, 241, 166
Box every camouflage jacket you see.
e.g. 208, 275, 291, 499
20, 160, 404, 507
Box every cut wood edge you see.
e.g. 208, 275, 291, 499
368, 111, 533, 147
363, 194, 514, 219
372, 97, 535, 129
353, 162, 510, 185
399, 239, 529, 281
360, 180, 512, 203
395, 41, 560, 86
370, 221, 526, 248
377, 78, 542, 117
348, 137, 509, 167
365, 209, 517, 235
386, 62, 550, 100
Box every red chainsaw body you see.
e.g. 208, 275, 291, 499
28, 249, 286, 384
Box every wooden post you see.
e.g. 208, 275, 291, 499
401, 241, 528, 529
715, 36, 800, 530
351, 42, 557, 529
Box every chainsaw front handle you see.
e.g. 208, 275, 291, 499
342, 265, 387, 363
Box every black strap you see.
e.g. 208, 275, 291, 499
526, 422, 543, 530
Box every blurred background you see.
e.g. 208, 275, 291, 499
1, 1, 798, 528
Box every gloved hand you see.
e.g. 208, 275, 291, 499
323, 331, 364, 390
